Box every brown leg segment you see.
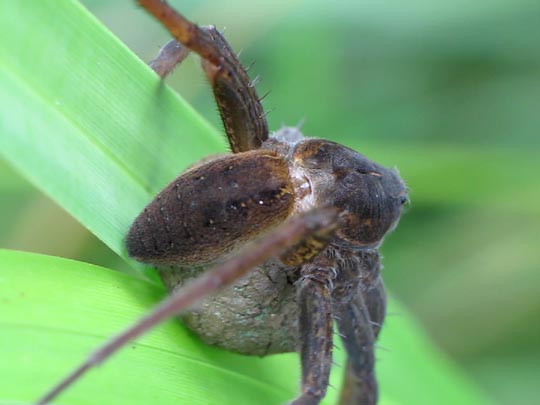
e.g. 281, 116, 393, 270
138, 0, 268, 152
336, 291, 378, 405
290, 258, 336, 405
336, 252, 385, 405
291, 278, 333, 405
365, 277, 387, 339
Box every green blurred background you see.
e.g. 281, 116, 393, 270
1, 1, 539, 403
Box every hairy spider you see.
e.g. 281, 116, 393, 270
38, 1, 408, 404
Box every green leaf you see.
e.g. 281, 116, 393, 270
0, 250, 490, 405
0, 1, 490, 404
0, 249, 306, 405
0, 0, 223, 279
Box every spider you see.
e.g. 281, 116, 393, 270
38, 1, 408, 404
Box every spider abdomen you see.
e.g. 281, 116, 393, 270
126, 150, 295, 266
159, 258, 300, 355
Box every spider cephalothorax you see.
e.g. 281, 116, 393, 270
38, 1, 407, 405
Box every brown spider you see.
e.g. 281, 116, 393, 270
38, 1, 408, 404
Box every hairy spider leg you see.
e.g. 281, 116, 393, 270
291, 256, 335, 405
336, 292, 377, 405
337, 256, 385, 405
139, 0, 268, 152
365, 277, 387, 339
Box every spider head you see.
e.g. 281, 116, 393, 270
292, 139, 408, 248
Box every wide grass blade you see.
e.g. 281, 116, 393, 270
0, 250, 490, 404
0, 0, 223, 277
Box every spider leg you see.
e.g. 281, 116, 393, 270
149, 38, 189, 78
336, 291, 378, 405
365, 276, 386, 338
138, 0, 268, 152
36, 208, 338, 405
331, 251, 384, 404
290, 258, 336, 405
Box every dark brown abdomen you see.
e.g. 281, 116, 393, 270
126, 150, 294, 266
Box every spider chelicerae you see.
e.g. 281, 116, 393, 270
38, 1, 408, 404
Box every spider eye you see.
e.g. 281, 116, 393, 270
399, 195, 409, 205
